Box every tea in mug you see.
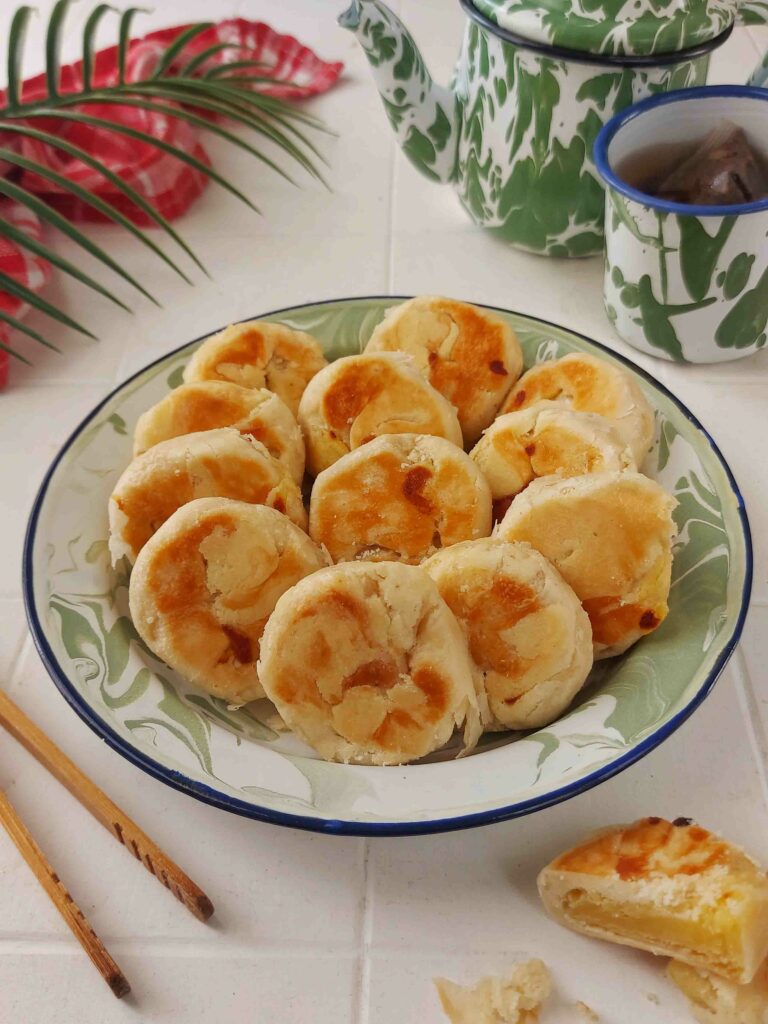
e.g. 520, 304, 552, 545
616, 121, 768, 206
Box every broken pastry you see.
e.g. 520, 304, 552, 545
470, 402, 636, 517
309, 433, 492, 564
366, 295, 523, 444
538, 817, 768, 985
500, 353, 654, 465
297, 350, 462, 476
133, 381, 305, 482
668, 957, 768, 1024
257, 560, 481, 765
496, 471, 676, 658
434, 958, 552, 1024
129, 498, 328, 705
424, 538, 593, 730
183, 320, 327, 415
109, 428, 307, 564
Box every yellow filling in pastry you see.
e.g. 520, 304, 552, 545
562, 888, 743, 975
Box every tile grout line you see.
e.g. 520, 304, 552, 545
385, 150, 399, 298
384, 0, 403, 298
669, 377, 768, 386
0, 937, 363, 960
745, 25, 764, 57
353, 839, 374, 1024
6, 635, 33, 691
731, 648, 768, 811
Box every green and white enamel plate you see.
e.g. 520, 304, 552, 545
23, 297, 752, 836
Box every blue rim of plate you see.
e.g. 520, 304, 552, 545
22, 297, 753, 838
594, 86, 768, 217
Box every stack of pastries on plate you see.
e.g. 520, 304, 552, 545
109, 297, 678, 766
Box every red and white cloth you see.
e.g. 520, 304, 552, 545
0, 20, 343, 387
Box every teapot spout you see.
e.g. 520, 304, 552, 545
339, 0, 460, 184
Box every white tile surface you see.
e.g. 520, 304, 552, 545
0, 951, 358, 1024
1, 1, 767, 1022
0, 384, 108, 595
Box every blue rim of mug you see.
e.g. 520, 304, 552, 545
594, 85, 768, 217
458, 0, 733, 66
22, 297, 752, 837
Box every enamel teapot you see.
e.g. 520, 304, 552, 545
340, 0, 768, 257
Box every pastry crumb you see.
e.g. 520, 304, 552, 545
647, 993, 660, 1004
575, 1000, 599, 1021
434, 958, 551, 1023
667, 958, 768, 1024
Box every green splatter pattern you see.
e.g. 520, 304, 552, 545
605, 185, 768, 362
473, 0, 761, 56
341, 0, 709, 255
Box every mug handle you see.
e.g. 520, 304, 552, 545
735, 0, 768, 83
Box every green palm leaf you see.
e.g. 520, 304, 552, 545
0, 309, 60, 355
117, 6, 147, 85
0, 122, 208, 274
0, 212, 132, 311
189, 51, 257, 78
6, 7, 34, 108
0, 174, 163, 311
0, 2, 332, 364
0, 145, 189, 292
82, 4, 116, 91
0, 338, 32, 365
35, 108, 263, 210
150, 22, 213, 79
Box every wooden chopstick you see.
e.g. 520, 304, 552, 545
0, 788, 131, 998
0, 690, 214, 922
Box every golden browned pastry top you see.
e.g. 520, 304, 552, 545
133, 381, 305, 482
470, 401, 636, 514
500, 353, 654, 464
297, 351, 462, 476
257, 561, 481, 765
129, 498, 327, 705
424, 538, 593, 731
109, 428, 307, 564
551, 818, 744, 881
366, 296, 523, 443
496, 471, 676, 658
309, 433, 493, 564
183, 320, 327, 415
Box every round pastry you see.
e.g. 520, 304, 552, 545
496, 471, 677, 658
257, 560, 482, 764
424, 538, 593, 730
366, 295, 523, 444
109, 428, 307, 564
500, 353, 655, 465
470, 402, 636, 519
297, 351, 463, 476
309, 433, 493, 564
129, 499, 328, 705
183, 320, 327, 415
133, 381, 305, 482
538, 817, 768, 986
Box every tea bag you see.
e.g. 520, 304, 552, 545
657, 120, 768, 205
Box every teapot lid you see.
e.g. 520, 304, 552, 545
469, 0, 737, 56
